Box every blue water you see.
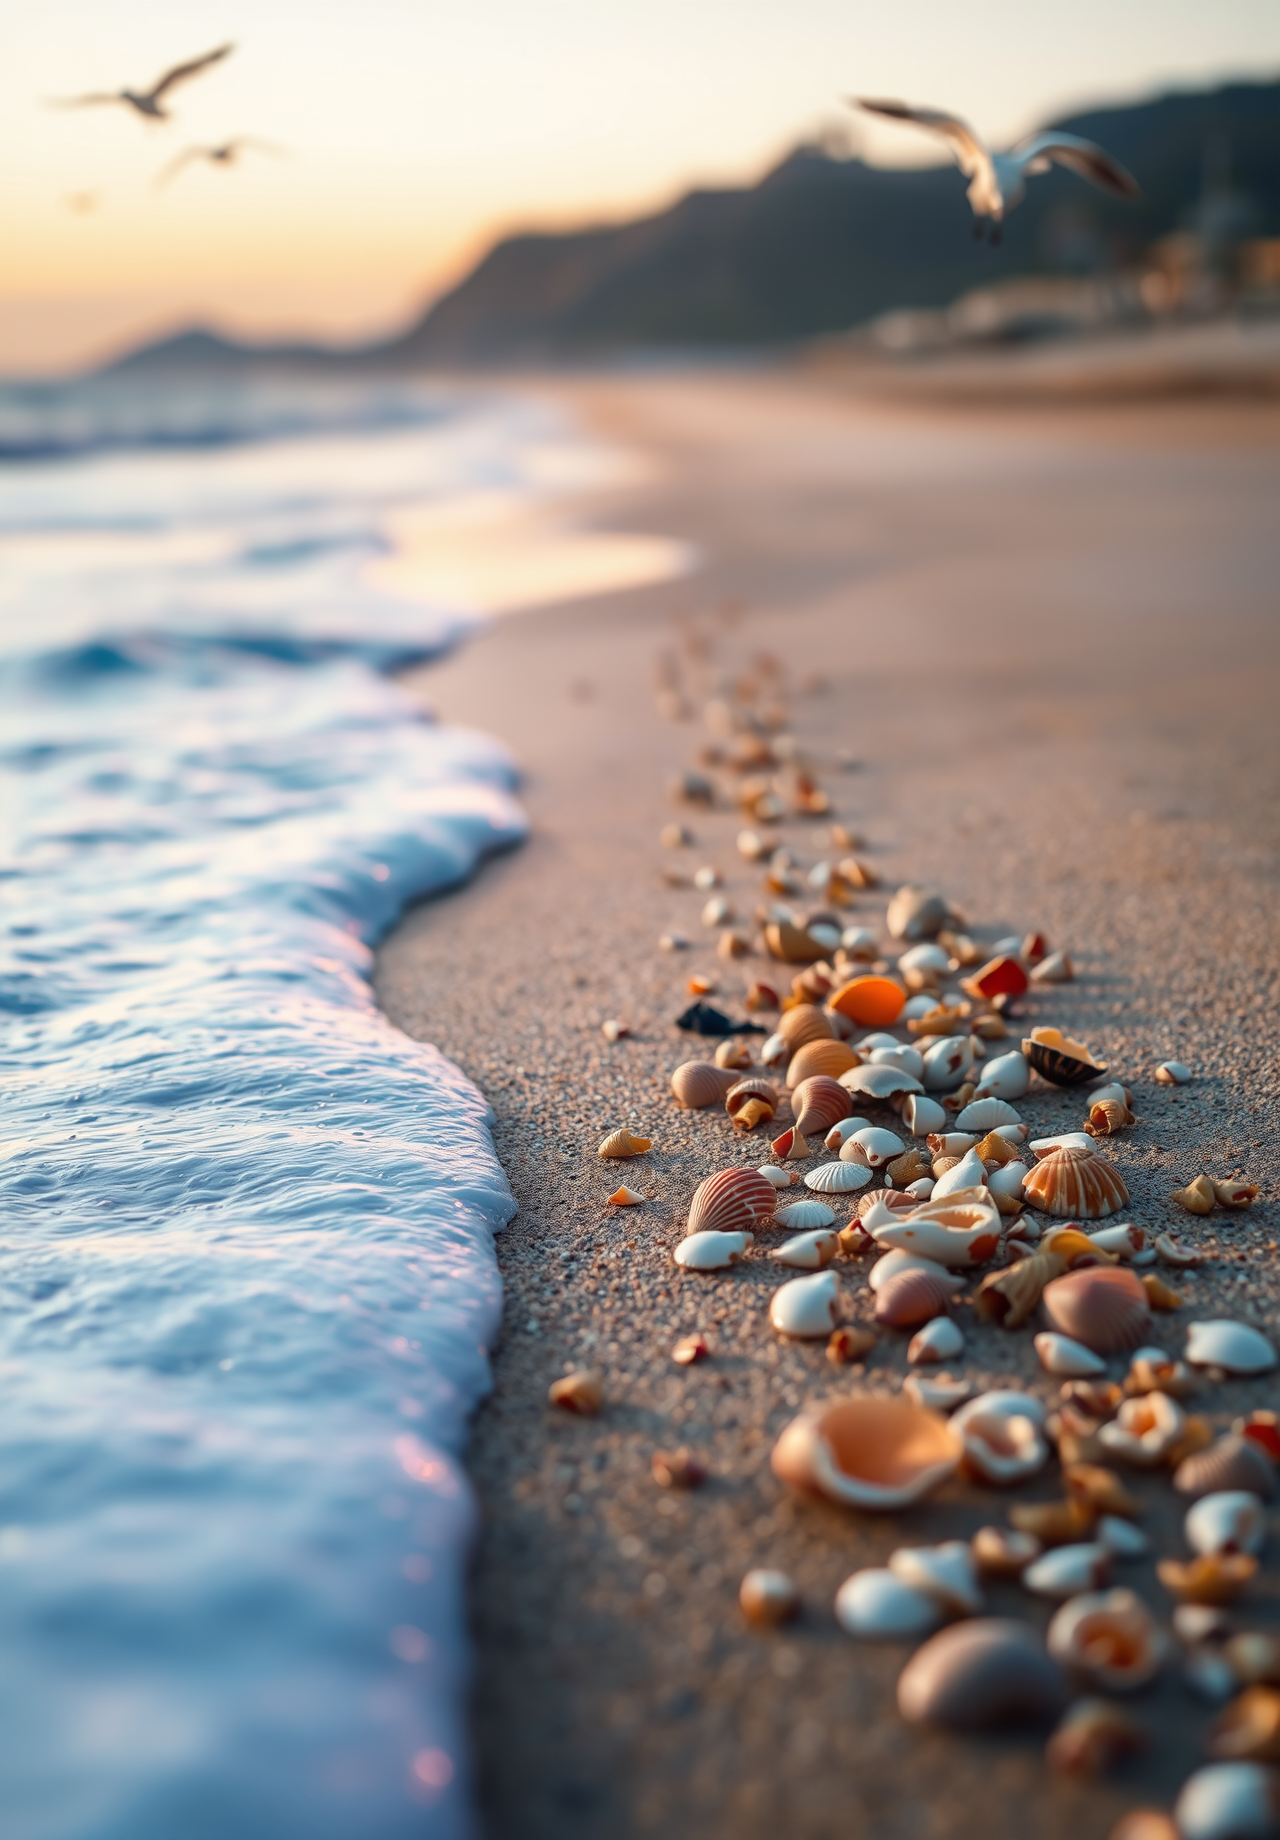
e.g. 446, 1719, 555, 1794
0, 378, 550, 1838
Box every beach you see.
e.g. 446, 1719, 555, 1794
376, 368, 1280, 1838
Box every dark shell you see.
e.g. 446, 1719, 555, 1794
1174, 1435, 1279, 1503
874, 1268, 956, 1329
897, 1619, 1067, 1730
1022, 1038, 1107, 1088
675, 1001, 766, 1037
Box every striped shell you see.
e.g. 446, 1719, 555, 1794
1041, 1265, 1152, 1356
805, 1160, 872, 1194
774, 1198, 836, 1230
875, 1268, 958, 1328
1023, 1145, 1129, 1220
777, 1004, 835, 1050
724, 1077, 779, 1118
1174, 1436, 1278, 1503
1022, 1028, 1106, 1088
791, 1074, 853, 1138
670, 1060, 739, 1108
786, 1039, 859, 1089
687, 1167, 777, 1236
841, 1062, 924, 1099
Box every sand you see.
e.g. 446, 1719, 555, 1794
375, 370, 1280, 1839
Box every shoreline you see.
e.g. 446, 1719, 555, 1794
376, 369, 1280, 1838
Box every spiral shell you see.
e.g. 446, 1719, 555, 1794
1174, 1436, 1278, 1503
875, 1267, 958, 1328
1021, 1028, 1106, 1087
777, 1004, 834, 1049
670, 1060, 738, 1108
897, 1619, 1066, 1730
805, 1159, 872, 1194
791, 1074, 853, 1138
1024, 1145, 1129, 1219
724, 1077, 779, 1130
687, 1167, 777, 1236
772, 1392, 960, 1511
597, 1128, 652, 1158
1042, 1266, 1152, 1356
786, 1039, 858, 1089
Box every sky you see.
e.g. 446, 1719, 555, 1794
3, 0, 1278, 373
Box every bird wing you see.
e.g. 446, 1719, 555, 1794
1011, 130, 1141, 198
152, 146, 206, 190
46, 92, 125, 110
147, 42, 234, 104
850, 98, 989, 179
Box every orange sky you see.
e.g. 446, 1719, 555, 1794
4, 0, 1278, 373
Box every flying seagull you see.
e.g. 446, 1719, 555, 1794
850, 98, 1140, 241
153, 137, 287, 189
50, 43, 234, 122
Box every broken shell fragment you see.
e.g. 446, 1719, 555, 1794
1173, 1174, 1219, 1215
1236, 1411, 1280, 1463
897, 1619, 1067, 1730
1024, 1145, 1130, 1220
1011, 1499, 1099, 1547
674, 1230, 753, 1271
923, 1034, 980, 1092
1143, 1273, 1183, 1312
1036, 1333, 1108, 1377
1047, 1587, 1166, 1688
871, 1205, 1001, 1269
1047, 1697, 1148, 1776
671, 1061, 740, 1108
764, 919, 827, 964
1175, 1437, 1278, 1504
1031, 951, 1074, 984
956, 1399, 1050, 1486
1065, 1463, 1143, 1520
904, 1093, 950, 1136
770, 1228, 841, 1270
672, 1333, 710, 1365
769, 1126, 810, 1161
1209, 1688, 1280, 1766
1090, 1223, 1147, 1260
770, 1270, 842, 1338
974, 1049, 1032, 1101
757, 1164, 798, 1191
1216, 1181, 1261, 1210
739, 1569, 799, 1627
963, 954, 1029, 1001
714, 1036, 754, 1071
844, 1125, 906, 1167
1022, 1027, 1106, 1087
905, 1372, 974, 1411
790, 1074, 852, 1138
651, 1446, 706, 1489
1042, 1266, 1153, 1356
607, 1185, 645, 1206
976, 1247, 1067, 1329
549, 1370, 603, 1416
687, 1168, 777, 1235
1098, 1392, 1187, 1468
1155, 1061, 1192, 1085
771, 1393, 960, 1511
972, 1526, 1042, 1577
1186, 1322, 1278, 1377
725, 1076, 780, 1131
1126, 1355, 1195, 1398
805, 1159, 872, 1194
835, 1568, 941, 1640
1186, 1492, 1267, 1559
598, 1128, 651, 1158
890, 1540, 983, 1616
827, 1324, 876, 1364
600, 1017, 630, 1042
1156, 1232, 1206, 1267
1174, 1764, 1280, 1840
886, 885, 950, 942
1157, 1553, 1258, 1606
841, 1061, 924, 1102
908, 1316, 965, 1365
1027, 1544, 1114, 1599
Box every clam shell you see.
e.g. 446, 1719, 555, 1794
890, 1539, 982, 1615
769, 1269, 842, 1337
904, 1093, 949, 1136
1186, 1492, 1267, 1559
772, 1392, 961, 1511
1046, 1588, 1166, 1689
875, 1267, 959, 1329
843, 1124, 906, 1167
1035, 1332, 1107, 1377
674, 1230, 753, 1270
973, 1050, 1031, 1100
1022, 1027, 1106, 1087
841, 1062, 923, 1100
687, 1168, 777, 1235
1098, 1391, 1186, 1467
1175, 1436, 1278, 1504
786, 1039, 858, 1089
805, 1159, 872, 1194
869, 1249, 963, 1294
908, 1316, 965, 1364
923, 1035, 979, 1092
886, 885, 949, 942
834, 1567, 941, 1640
777, 1003, 834, 1049
769, 1228, 840, 1270
1043, 1266, 1152, 1355
897, 1619, 1067, 1729
1024, 1145, 1129, 1220
791, 1074, 853, 1138
828, 974, 907, 1028
954, 1097, 1023, 1131
1175, 1764, 1280, 1840
670, 1060, 739, 1108
1186, 1320, 1278, 1376
774, 1198, 836, 1230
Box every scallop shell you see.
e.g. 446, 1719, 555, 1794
1021, 1027, 1106, 1087
1186, 1492, 1267, 1559
1035, 1332, 1107, 1377
739, 1569, 799, 1627
598, 1128, 652, 1158
834, 1567, 941, 1640
1042, 1266, 1152, 1356
840, 1062, 924, 1100
904, 1093, 949, 1135
786, 1039, 858, 1088
777, 1003, 834, 1049
890, 1539, 983, 1615
908, 1316, 965, 1364
1185, 1320, 1278, 1376
771, 1392, 961, 1511
769, 1228, 841, 1270
790, 1074, 853, 1138
774, 1198, 836, 1230
1024, 1145, 1129, 1220
674, 1230, 753, 1270
670, 1060, 739, 1108
897, 1619, 1067, 1730
923, 1035, 980, 1092
687, 1167, 777, 1236
1175, 1764, 1280, 1840
805, 1159, 872, 1194
828, 974, 907, 1028
769, 1269, 842, 1337
1174, 1436, 1278, 1504
954, 1097, 1023, 1131
875, 1267, 959, 1328
973, 1049, 1031, 1100
1047, 1587, 1167, 1688
1098, 1391, 1186, 1467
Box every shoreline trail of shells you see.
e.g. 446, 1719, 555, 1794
554, 630, 1277, 1840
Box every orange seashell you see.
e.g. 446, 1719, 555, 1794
874, 1268, 957, 1328
1157, 1553, 1258, 1605
670, 1060, 738, 1108
827, 1325, 877, 1364
777, 1004, 834, 1049
607, 1185, 644, 1206
597, 1128, 651, 1158
1208, 1685, 1280, 1764
828, 975, 907, 1028
687, 1168, 777, 1236
772, 1393, 960, 1510
1042, 1266, 1152, 1356
1024, 1145, 1129, 1219
785, 1038, 858, 1089
548, 1371, 602, 1415
791, 1074, 853, 1138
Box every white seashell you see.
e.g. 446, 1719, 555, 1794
923, 1035, 979, 1092
954, 1390, 1047, 1429
834, 1568, 941, 1640
808, 923, 842, 952
701, 895, 732, 927
869, 1250, 964, 1295
674, 1230, 753, 1270
898, 943, 952, 975
905, 1373, 974, 1411
770, 1228, 841, 1270
769, 1270, 842, 1337
902, 994, 942, 1019
774, 1198, 835, 1229
1098, 1515, 1151, 1558
841, 1063, 924, 1100
987, 1162, 1028, 1201
859, 1196, 902, 1234
1156, 1060, 1192, 1085
757, 1164, 798, 1190
908, 1316, 965, 1364
868, 1044, 925, 1079
805, 1160, 872, 1194
1185, 1491, 1266, 1558
929, 1132, 978, 1157
903, 1094, 949, 1136
1088, 1082, 1131, 1108
1031, 950, 1073, 983
1024, 1543, 1111, 1598
1034, 1332, 1106, 1377
1174, 1605, 1232, 1646
872, 1211, 1001, 1270
1186, 1320, 1277, 1375
1175, 1764, 1280, 1840
993, 1122, 1030, 1144
760, 1031, 788, 1067
905, 1177, 936, 1199
1030, 1132, 1096, 1158
991, 935, 1024, 957
954, 1097, 1023, 1130
931, 1148, 989, 1200
973, 1050, 1031, 1100
890, 1540, 982, 1615
857, 1032, 903, 1052
840, 926, 879, 956
824, 1115, 872, 1149
846, 1126, 906, 1167
1098, 1391, 1186, 1467
1088, 1223, 1146, 1259
955, 1404, 1048, 1485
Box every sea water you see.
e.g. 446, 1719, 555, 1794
0, 376, 555, 1839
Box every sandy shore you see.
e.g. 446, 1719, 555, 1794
376, 370, 1280, 1839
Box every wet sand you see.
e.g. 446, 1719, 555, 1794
375, 370, 1280, 1840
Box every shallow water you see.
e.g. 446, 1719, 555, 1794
0, 378, 572, 1838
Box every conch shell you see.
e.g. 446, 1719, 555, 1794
597, 1128, 652, 1158
771, 1393, 960, 1510
725, 1076, 779, 1131
1023, 1145, 1129, 1219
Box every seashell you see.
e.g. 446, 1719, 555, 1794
1186, 1492, 1267, 1559
835, 1567, 941, 1640
1011, 1499, 1099, 1547
805, 1159, 872, 1194
674, 1230, 753, 1271
928, 1132, 978, 1157
974, 1129, 1022, 1168
899, 941, 952, 976
1236, 1411, 1280, 1464
791, 1074, 852, 1138
972, 1526, 1042, 1577
840, 1124, 904, 1167
827, 974, 906, 1028
907, 1178, 936, 1200
885, 1148, 930, 1187
955, 1096, 1023, 1131
872, 1204, 1001, 1269
1097, 1515, 1150, 1558
672, 1333, 710, 1365
1031, 1132, 1098, 1159
976, 1246, 1070, 1329
1143, 1273, 1183, 1311
1062, 1380, 1124, 1419
860, 1190, 922, 1224
548, 1370, 603, 1415
1216, 1180, 1261, 1210
1047, 1588, 1165, 1688
607, 1185, 645, 1206
1047, 1698, 1148, 1777
1063, 1463, 1142, 1522
868, 1044, 926, 1082
714, 1036, 753, 1070
973, 1049, 1031, 1101
701, 895, 732, 928
1087, 1097, 1136, 1136
869, 1249, 963, 1294
897, 1619, 1067, 1730
1022, 1027, 1106, 1087
886, 885, 950, 942
1209, 1688, 1280, 1765
770, 1228, 841, 1270
963, 954, 1029, 1001
905, 1372, 974, 1411
923, 1035, 979, 1092
841, 926, 880, 959
839, 1061, 926, 1101
1175, 1764, 1280, 1840
744, 980, 778, 1012
670, 1059, 740, 1109
1157, 1553, 1258, 1606
908, 1316, 965, 1364
931, 1147, 989, 1200
764, 919, 826, 964
1031, 951, 1074, 984
824, 1113, 872, 1149
1173, 1173, 1218, 1215
756, 1163, 798, 1190
725, 1076, 779, 1131
1175, 1603, 1232, 1645
1125, 1355, 1195, 1398
956, 1401, 1049, 1486
769, 1126, 810, 1161
688, 1168, 777, 1236
838, 1222, 876, 1257
785, 1039, 858, 1089
1098, 1392, 1186, 1467
1042, 1266, 1152, 1356
1025, 1145, 1129, 1220
1109, 1812, 1178, 1840
1036, 1332, 1107, 1377
739, 1568, 799, 1627
598, 1128, 651, 1158
775, 1198, 835, 1230
759, 1031, 790, 1069
875, 1268, 959, 1329
769, 1270, 842, 1337
777, 1003, 834, 1049
891, 1540, 983, 1616
1089, 1223, 1146, 1259
1186, 1321, 1278, 1377
658, 931, 690, 951
827, 1324, 877, 1364
1155, 1061, 1192, 1085
1175, 1437, 1278, 1504
1226, 1634, 1280, 1688
652, 1446, 707, 1489
771, 1392, 961, 1511
903, 1093, 949, 1136
717, 928, 752, 960
600, 1017, 630, 1042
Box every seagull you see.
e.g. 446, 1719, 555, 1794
153, 137, 287, 189
49, 43, 234, 123
851, 98, 1140, 241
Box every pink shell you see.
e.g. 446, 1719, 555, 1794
791, 1075, 853, 1138
777, 1004, 835, 1049
785, 1039, 858, 1089
1023, 1145, 1129, 1220
874, 1268, 956, 1329
1041, 1265, 1151, 1355
670, 1060, 738, 1108
687, 1168, 778, 1236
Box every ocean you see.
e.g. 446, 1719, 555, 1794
0, 374, 592, 1839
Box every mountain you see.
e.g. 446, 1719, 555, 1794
107, 77, 1280, 373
